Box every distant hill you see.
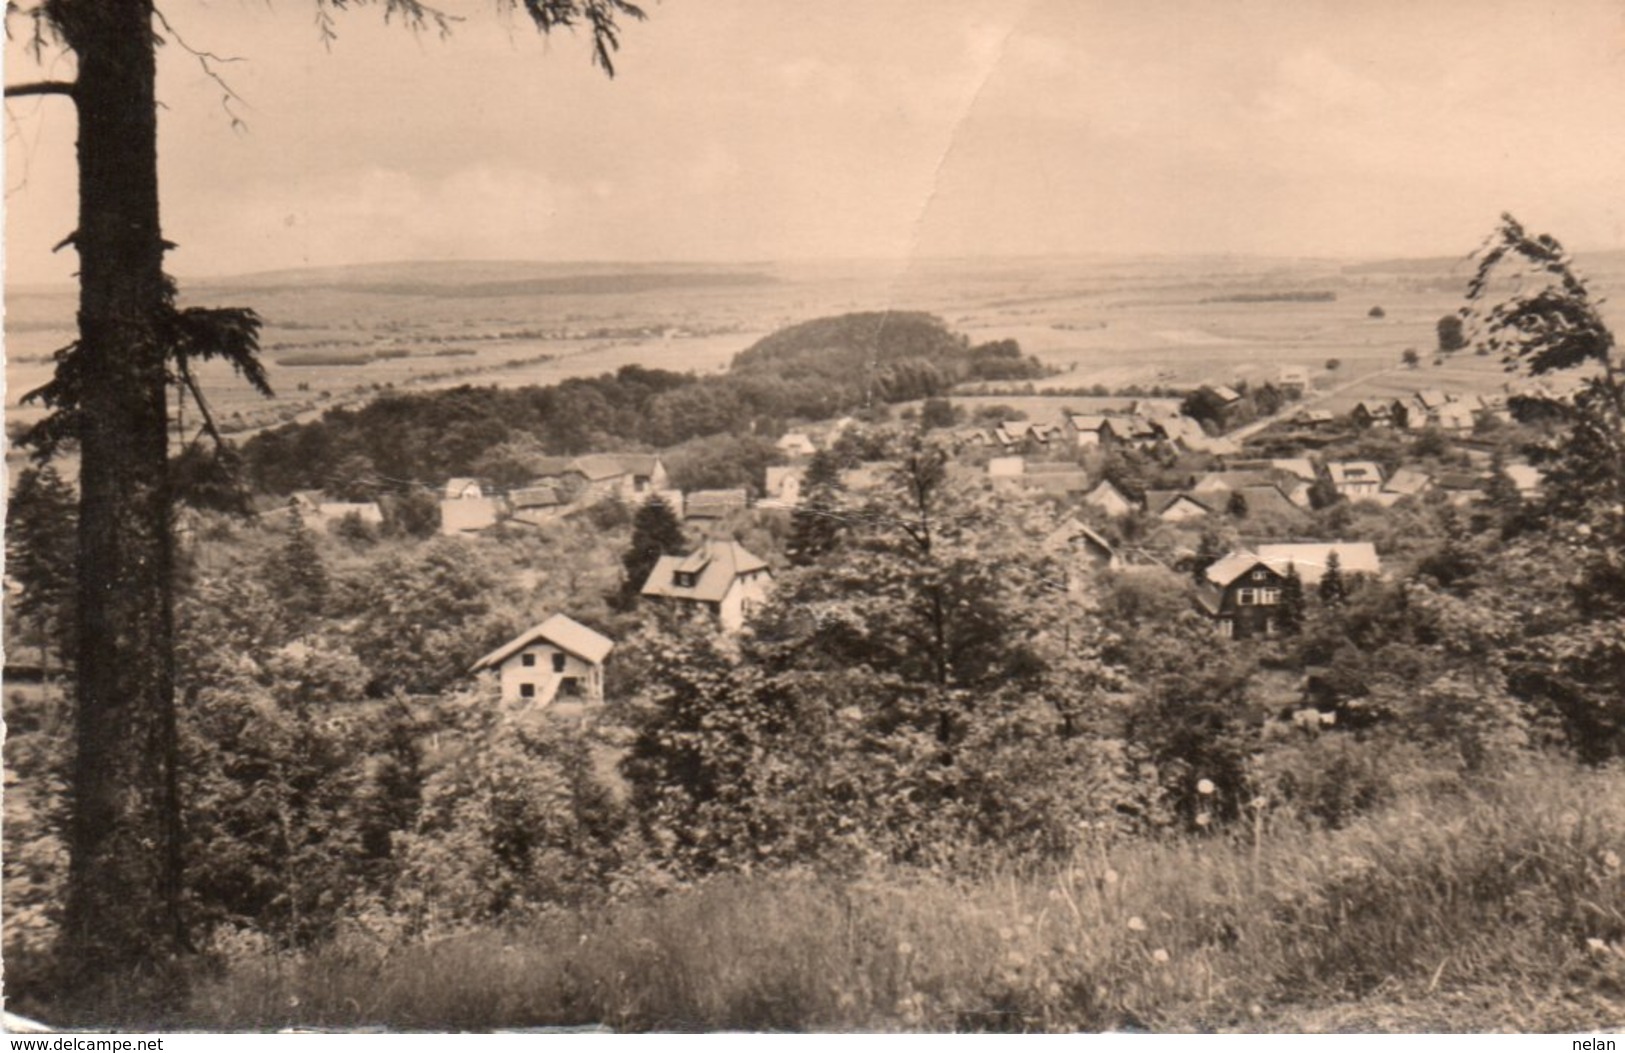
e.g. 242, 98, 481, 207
187, 260, 777, 300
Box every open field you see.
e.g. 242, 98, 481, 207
10, 251, 1625, 437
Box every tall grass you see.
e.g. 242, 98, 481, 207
49, 760, 1625, 1032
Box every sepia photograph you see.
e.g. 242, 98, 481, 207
4, 0, 1625, 1036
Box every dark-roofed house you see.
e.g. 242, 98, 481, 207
1196, 553, 1290, 640
1351, 400, 1395, 429
641, 539, 774, 632
470, 613, 614, 706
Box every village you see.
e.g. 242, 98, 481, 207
237, 364, 1549, 715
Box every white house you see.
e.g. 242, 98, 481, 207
641, 539, 774, 633
1326, 461, 1385, 499
470, 613, 614, 706
759, 466, 806, 509
1082, 479, 1135, 518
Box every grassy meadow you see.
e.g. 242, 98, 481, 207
43, 758, 1625, 1033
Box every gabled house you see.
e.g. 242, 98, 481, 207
1146, 490, 1219, 522
471, 613, 613, 707
1373, 467, 1432, 506
994, 421, 1032, 450
1063, 414, 1112, 448
1326, 460, 1384, 499
759, 466, 806, 509
1044, 516, 1121, 573
443, 477, 484, 501
1435, 401, 1477, 435
1293, 408, 1337, 430
571, 454, 670, 503
641, 539, 774, 633
1196, 553, 1290, 640
1083, 479, 1136, 518
1350, 401, 1394, 429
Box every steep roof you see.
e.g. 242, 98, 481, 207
1204, 552, 1273, 588
1067, 414, 1110, 432
641, 539, 771, 604
1255, 542, 1381, 585
1044, 517, 1117, 558
443, 477, 481, 499
471, 613, 614, 672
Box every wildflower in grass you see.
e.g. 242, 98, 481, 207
1602, 850, 1621, 871
999, 926, 1015, 942
1151, 948, 1170, 964
1197, 778, 1216, 796
1103, 868, 1120, 886
897, 941, 913, 957
1127, 916, 1146, 932
1195, 813, 1211, 827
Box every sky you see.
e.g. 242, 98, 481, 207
6, 0, 1625, 284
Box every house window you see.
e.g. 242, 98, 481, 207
1219, 618, 1234, 638
521, 653, 535, 667
552, 653, 566, 673
519, 683, 535, 699
1237, 589, 1256, 606
1251, 569, 1270, 582
675, 571, 697, 588
1259, 588, 1281, 605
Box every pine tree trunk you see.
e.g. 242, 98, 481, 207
55, 0, 186, 978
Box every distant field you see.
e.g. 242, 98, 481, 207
10, 251, 1625, 435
